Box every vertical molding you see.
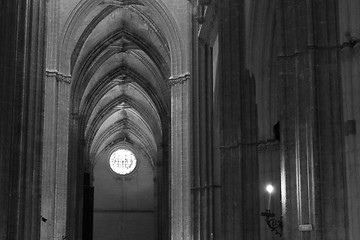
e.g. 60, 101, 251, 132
192, 10, 201, 239
46, 0, 60, 70
41, 73, 57, 240
218, 1, 260, 239
0, 0, 46, 239
278, 0, 347, 239
196, 2, 221, 237
338, 1, 360, 239
192, 38, 217, 240
199, 41, 208, 240
0, 1, 20, 238
193, 98, 201, 237
205, 44, 215, 240
191, 4, 200, 238
42, 1, 68, 236
41, 72, 71, 240
219, 2, 242, 239
170, 76, 191, 240
54, 79, 70, 239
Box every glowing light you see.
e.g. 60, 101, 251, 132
266, 184, 274, 210
109, 149, 137, 175
266, 184, 274, 194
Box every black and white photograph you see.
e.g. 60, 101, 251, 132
0, 1, 359, 239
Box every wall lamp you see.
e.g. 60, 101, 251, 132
261, 184, 283, 237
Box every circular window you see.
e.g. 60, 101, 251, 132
109, 149, 137, 175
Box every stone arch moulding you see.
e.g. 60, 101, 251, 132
58, 0, 186, 79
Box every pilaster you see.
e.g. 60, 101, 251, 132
170, 74, 191, 240
192, 2, 221, 238
46, 0, 61, 70
191, 35, 221, 239
41, 71, 71, 240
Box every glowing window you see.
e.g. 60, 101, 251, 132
109, 149, 137, 175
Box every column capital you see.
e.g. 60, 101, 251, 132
46, 70, 72, 84
169, 73, 190, 87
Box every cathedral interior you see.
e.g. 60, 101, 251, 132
1, 0, 360, 239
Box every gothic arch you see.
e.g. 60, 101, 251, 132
58, 0, 185, 78
59, 1, 180, 239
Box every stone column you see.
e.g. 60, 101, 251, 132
338, 1, 360, 239
41, 72, 71, 240
278, 0, 347, 239
193, 2, 221, 239
218, 1, 260, 239
191, 37, 219, 240
219, 2, 243, 237
0, 0, 46, 239
170, 74, 191, 240
41, 0, 70, 238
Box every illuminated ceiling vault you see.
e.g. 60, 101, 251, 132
63, 1, 177, 169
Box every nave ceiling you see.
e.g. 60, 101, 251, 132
56, 0, 183, 170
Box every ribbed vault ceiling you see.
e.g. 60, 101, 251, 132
68, 2, 171, 169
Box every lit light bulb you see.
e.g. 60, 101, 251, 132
266, 184, 274, 210
266, 184, 274, 194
